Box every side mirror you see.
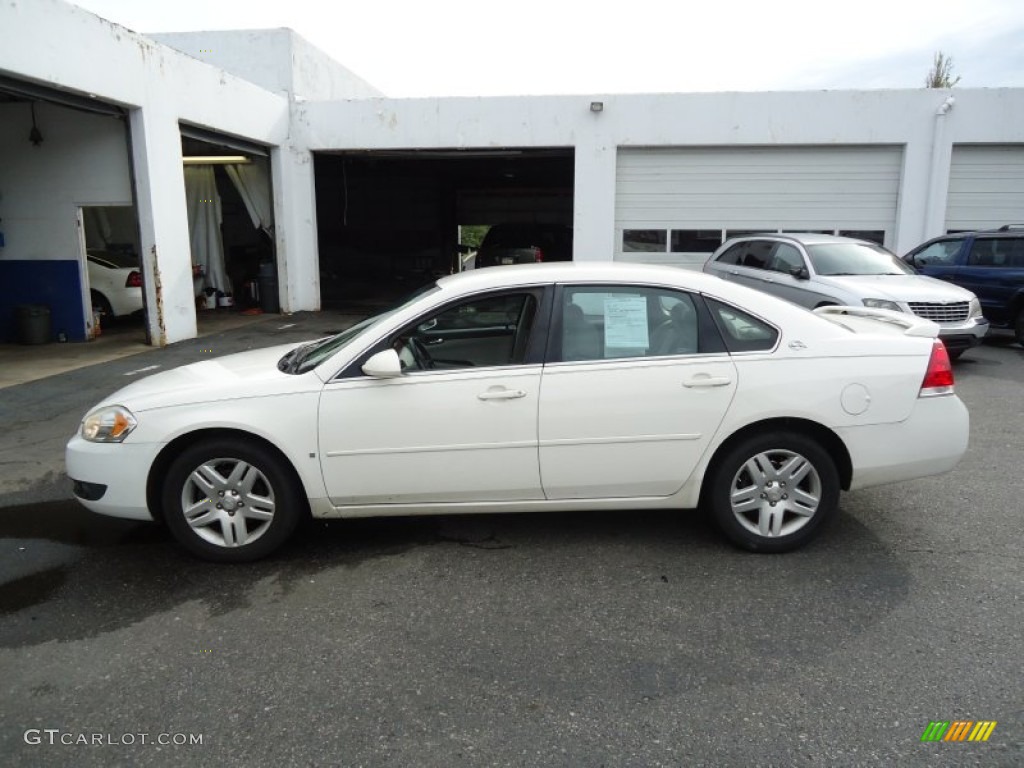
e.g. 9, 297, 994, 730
789, 267, 810, 280
361, 349, 403, 378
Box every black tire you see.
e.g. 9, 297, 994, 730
947, 349, 964, 361
1015, 309, 1024, 348
709, 431, 840, 553
91, 290, 114, 319
161, 438, 305, 562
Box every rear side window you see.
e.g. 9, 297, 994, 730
967, 237, 1024, 268
705, 298, 779, 353
556, 286, 702, 362
714, 243, 747, 266
715, 240, 776, 270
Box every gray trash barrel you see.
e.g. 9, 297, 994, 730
15, 304, 51, 345
258, 262, 280, 313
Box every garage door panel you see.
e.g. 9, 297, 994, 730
946, 145, 1024, 231
615, 146, 902, 259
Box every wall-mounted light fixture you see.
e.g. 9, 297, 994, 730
29, 103, 43, 146
182, 155, 252, 165
589, 101, 604, 113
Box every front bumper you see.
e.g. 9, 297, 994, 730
65, 434, 160, 521
935, 318, 989, 350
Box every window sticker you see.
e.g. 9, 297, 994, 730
604, 295, 649, 351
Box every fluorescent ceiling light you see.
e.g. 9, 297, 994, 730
182, 156, 251, 165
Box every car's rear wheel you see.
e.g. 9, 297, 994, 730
709, 432, 840, 553
1015, 309, 1024, 347
161, 439, 304, 562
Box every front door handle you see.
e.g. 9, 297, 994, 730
683, 376, 732, 388
477, 389, 527, 401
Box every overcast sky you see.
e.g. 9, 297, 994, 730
69, 0, 1024, 97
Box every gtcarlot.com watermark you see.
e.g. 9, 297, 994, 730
24, 729, 203, 747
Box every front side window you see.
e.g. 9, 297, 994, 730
557, 286, 700, 362
910, 239, 963, 267
770, 243, 806, 275
392, 292, 538, 371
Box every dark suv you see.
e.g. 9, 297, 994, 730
475, 223, 573, 268
904, 226, 1024, 346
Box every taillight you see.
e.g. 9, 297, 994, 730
919, 339, 954, 397
534, 247, 544, 263
125, 271, 142, 288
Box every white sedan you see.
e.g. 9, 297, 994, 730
66, 263, 969, 562
87, 251, 144, 318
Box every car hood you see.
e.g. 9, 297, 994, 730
814, 274, 975, 302
96, 342, 319, 413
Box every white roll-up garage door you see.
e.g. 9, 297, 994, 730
615, 146, 903, 267
945, 145, 1024, 232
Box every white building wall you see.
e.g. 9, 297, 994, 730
2, 2, 1024, 341
153, 29, 382, 100
0, 101, 133, 337
0, 0, 289, 345
303, 89, 1024, 257
0, 102, 132, 261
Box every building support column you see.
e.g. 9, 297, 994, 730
573, 116, 617, 262
271, 143, 320, 312
128, 105, 196, 345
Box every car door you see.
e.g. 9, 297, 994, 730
538, 285, 738, 500
720, 239, 791, 299
905, 237, 964, 285
318, 289, 548, 506
761, 242, 824, 309
955, 236, 1023, 325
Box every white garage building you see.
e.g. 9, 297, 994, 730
1, 0, 1023, 346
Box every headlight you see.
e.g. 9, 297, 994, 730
81, 405, 137, 443
863, 299, 902, 312
969, 297, 982, 318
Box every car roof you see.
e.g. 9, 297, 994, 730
436, 261, 730, 294
725, 232, 875, 247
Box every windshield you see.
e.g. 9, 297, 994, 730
806, 243, 913, 276
282, 284, 440, 374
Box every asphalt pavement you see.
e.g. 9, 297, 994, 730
0, 329, 1021, 767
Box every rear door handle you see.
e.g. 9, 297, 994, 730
683, 376, 732, 388
477, 389, 527, 401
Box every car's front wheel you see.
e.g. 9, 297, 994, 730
161, 439, 305, 562
709, 432, 840, 553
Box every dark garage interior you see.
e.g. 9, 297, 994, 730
313, 148, 574, 308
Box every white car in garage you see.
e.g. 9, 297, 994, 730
67, 262, 969, 562
87, 250, 144, 318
